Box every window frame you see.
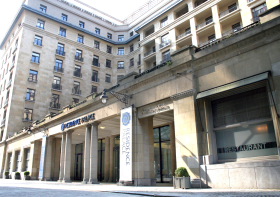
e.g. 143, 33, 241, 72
77, 34, 84, 44
39, 5, 47, 13
118, 48, 124, 55
105, 74, 111, 83
95, 28, 100, 34
118, 35, 124, 41
36, 19, 45, 29
160, 17, 168, 28
117, 61, 124, 69
79, 21, 85, 28
23, 108, 33, 121
31, 52, 40, 63
26, 89, 35, 101
61, 14, 68, 21
59, 27, 66, 37
107, 33, 112, 39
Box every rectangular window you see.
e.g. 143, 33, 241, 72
72, 98, 79, 105
79, 21, 84, 28
50, 94, 60, 109
26, 89, 35, 101
161, 17, 168, 28
130, 31, 134, 37
77, 35, 84, 43
118, 35, 124, 41
61, 14, 68, 21
92, 55, 99, 67
55, 59, 63, 72
162, 50, 170, 62
34, 35, 42, 46
117, 61, 124, 69
130, 58, 134, 67
36, 19, 44, 29
94, 41, 100, 49
73, 81, 80, 94
106, 59, 111, 68
75, 49, 82, 61
105, 74, 111, 83
107, 33, 112, 39
52, 76, 61, 90
74, 65, 82, 78
15, 151, 20, 172
40, 5, 47, 12
28, 70, 37, 82
31, 52, 40, 63
56, 43, 65, 56
107, 45, 112, 53
130, 44, 134, 52
91, 85, 97, 94
95, 28, 100, 34
117, 75, 124, 83
59, 27, 66, 37
92, 70, 98, 82
252, 3, 267, 22
23, 108, 33, 121
161, 33, 169, 43
25, 148, 30, 171
118, 48, 124, 55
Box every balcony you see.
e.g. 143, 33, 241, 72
9, 62, 14, 71
91, 77, 100, 83
3, 99, 8, 108
161, 54, 171, 64
0, 119, 5, 127
196, 18, 213, 30
198, 38, 216, 47
50, 102, 60, 110
92, 61, 100, 67
72, 88, 81, 95
74, 55, 83, 62
219, 4, 238, 18
159, 40, 171, 49
144, 48, 156, 58
195, 0, 208, 7
56, 50, 65, 56
54, 66, 64, 73
52, 83, 62, 91
73, 71, 82, 78
222, 26, 242, 37
176, 30, 191, 40
6, 80, 11, 89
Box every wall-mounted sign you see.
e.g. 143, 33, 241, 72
61, 113, 95, 131
119, 106, 132, 182
138, 99, 173, 118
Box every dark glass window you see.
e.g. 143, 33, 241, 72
26, 89, 35, 101
92, 70, 98, 82
59, 27, 66, 37
24, 148, 30, 171
91, 85, 97, 94
56, 43, 65, 56
205, 16, 213, 24
118, 48, 124, 55
28, 70, 37, 82
50, 94, 60, 108
107, 33, 112, 39
72, 98, 79, 105
130, 31, 133, 37
24, 108, 33, 121
61, 14, 68, 21
118, 35, 124, 41
95, 28, 100, 34
94, 41, 100, 49
105, 74, 111, 83
92, 55, 99, 67
130, 44, 134, 52
40, 5, 47, 12
160, 17, 168, 28
117, 61, 124, 69
106, 59, 111, 68
252, 3, 267, 22
36, 20, 44, 29
74, 65, 82, 77
34, 35, 42, 46
107, 45, 112, 53
79, 21, 84, 28
31, 52, 40, 63
130, 58, 134, 67
77, 35, 84, 43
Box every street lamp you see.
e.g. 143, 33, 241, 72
100, 90, 132, 107
26, 126, 32, 135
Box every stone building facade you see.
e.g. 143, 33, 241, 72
0, 0, 280, 189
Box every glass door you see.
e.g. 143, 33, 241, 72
74, 144, 83, 180
98, 139, 105, 181
154, 126, 172, 183
113, 136, 120, 182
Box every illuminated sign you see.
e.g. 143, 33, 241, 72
61, 113, 95, 130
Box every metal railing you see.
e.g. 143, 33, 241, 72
72, 88, 81, 95
73, 71, 82, 78
50, 102, 60, 109
56, 50, 65, 56
9, 62, 14, 71
3, 99, 8, 108
219, 5, 238, 18
196, 18, 213, 30
137, 61, 141, 66
195, 0, 208, 7
1, 119, 5, 127
52, 83, 62, 90
34, 39, 42, 46
198, 39, 216, 47
54, 66, 64, 73
144, 48, 156, 57
160, 40, 171, 49
176, 30, 191, 40
222, 26, 242, 37
6, 80, 11, 89
75, 55, 84, 62
161, 54, 171, 64
92, 61, 100, 67
91, 77, 100, 83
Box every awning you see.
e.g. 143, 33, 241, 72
196, 72, 270, 100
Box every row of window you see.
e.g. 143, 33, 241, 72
39, 4, 133, 41
6, 148, 30, 172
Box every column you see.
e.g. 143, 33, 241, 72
104, 136, 110, 182
109, 135, 115, 182
188, 0, 195, 11
211, 5, 222, 39
89, 122, 99, 184
190, 17, 199, 46
169, 122, 176, 176
63, 131, 72, 183
43, 136, 54, 181
0, 145, 6, 178
83, 125, 91, 183
20, 147, 25, 172
58, 133, 66, 181
155, 37, 162, 65
29, 141, 41, 180
169, 29, 177, 53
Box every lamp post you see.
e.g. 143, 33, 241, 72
100, 90, 132, 107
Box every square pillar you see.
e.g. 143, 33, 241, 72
29, 141, 41, 180
104, 136, 110, 182
62, 131, 72, 183
83, 125, 91, 183
211, 5, 222, 39
0, 145, 6, 178
190, 17, 199, 46
109, 135, 115, 182
43, 136, 54, 181
58, 133, 66, 181
169, 122, 176, 176
89, 122, 99, 184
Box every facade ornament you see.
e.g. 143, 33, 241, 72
170, 89, 193, 101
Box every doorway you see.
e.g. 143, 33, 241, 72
154, 125, 172, 183
74, 143, 83, 180
98, 139, 105, 181
113, 135, 120, 182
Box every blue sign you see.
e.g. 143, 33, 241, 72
122, 112, 130, 126
38, 136, 47, 180
61, 113, 95, 130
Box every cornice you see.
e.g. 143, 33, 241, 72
170, 89, 193, 101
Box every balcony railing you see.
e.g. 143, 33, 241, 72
137, 61, 141, 66
161, 54, 171, 64
72, 88, 81, 95
176, 30, 191, 40
160, 40, 171, 49
1, 119, 5, 127
196, 18, 213, 30
3, 99, 8, 108
52, 83, 62, 91
34, 40, 42, 46
92, 61, 100, 67
222, 26, 242, 37
50, 102, 60, 109
6, 80, 11, 89
219, 5, 238, 18
91, 77, 100, 83
56, 50, 65, 56
198, 39, 216, 47
9, 62, 14, 71
54, 66, 64, 73
73, 71, 82, 78
75, 55, 83, 62
106, 63, 111, 68
144, 48, 156, 57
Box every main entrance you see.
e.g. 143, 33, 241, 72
113, 136, 120, 182
153, 125, 172, 183
74, 143, 83, 180
98, 139, 105, 181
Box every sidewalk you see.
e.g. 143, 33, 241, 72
0, 179, 280, 197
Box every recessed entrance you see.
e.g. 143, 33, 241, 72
74, 143, 83, 181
